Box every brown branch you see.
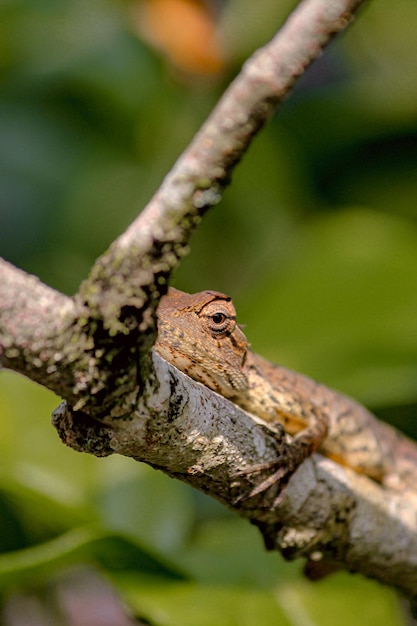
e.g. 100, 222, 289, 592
52, 354, 417, 603
0, 259, 144, 416
0, 260, 78, 399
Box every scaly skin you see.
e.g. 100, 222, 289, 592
155, 288, 417, 491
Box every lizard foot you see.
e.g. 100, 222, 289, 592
232, 424, 310, 507
232, 461, 290, 506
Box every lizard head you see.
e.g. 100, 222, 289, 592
155, 288, 249, 396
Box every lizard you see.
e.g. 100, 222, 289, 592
154, 287, 417, 493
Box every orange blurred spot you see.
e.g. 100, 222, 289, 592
134, 0, 224, 76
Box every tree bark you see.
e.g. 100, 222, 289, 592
52, 353, 417, 601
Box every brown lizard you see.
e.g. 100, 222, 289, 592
154, 288, 417, 492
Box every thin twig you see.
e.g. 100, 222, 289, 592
80, 0, 367, 330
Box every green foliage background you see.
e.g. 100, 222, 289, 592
1, 0, 417, 623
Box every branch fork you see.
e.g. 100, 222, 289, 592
2, 0, 416, 606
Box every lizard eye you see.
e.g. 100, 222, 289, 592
211, 312, 226, 325
200, 300, 237, 335
206, 310, 234, 335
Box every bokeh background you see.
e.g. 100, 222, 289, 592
1, 0, 417, 623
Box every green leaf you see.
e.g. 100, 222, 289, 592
239, 209, 417, 411
118, 573, 403, 626
120, 580, 293, 626
0, 526, 186, 589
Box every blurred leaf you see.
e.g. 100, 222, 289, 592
0, 479, 90, 552
0, 370, 99, 492
119, 572, 402, 626
238, 208, 417, 412
0, 526, 186, 589
275, 575, 402, 626
121, 579, 293, 626
173, 517, 296, 587
97, 463, 195, 552
220, 0, 298, 65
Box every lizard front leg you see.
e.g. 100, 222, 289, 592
230, 356, 329, 503
233, 400, 329, 504
235, 356, 329, 444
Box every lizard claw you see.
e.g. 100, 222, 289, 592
232, 423, 315, 506
232, 459, 294, 506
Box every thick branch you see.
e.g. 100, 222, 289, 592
0, 260, 78, 398
0, 260, 144, 415
52, 354, 417, 602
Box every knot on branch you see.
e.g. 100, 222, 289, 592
52, 402, 114, 457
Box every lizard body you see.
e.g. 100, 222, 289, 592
155, 288, 417, 492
